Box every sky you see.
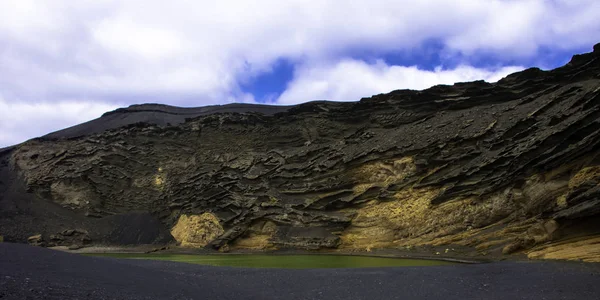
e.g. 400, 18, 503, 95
1, 0, 600, 147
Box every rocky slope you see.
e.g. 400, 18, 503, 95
1, 44, 600, 261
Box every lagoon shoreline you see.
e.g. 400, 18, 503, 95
52, 243, 497, 264
2, 243, 600, 300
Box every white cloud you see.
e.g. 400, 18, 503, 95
0, 96, 119, 147
0, 0, 599, 146
277, 60, 524, 104
92, 17, 185, 60
0, 0, 597, 105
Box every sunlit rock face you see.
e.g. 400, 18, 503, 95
170, 213, 224, 248
1, 45, 600, 261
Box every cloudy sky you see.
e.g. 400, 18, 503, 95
1, 0, 599, 147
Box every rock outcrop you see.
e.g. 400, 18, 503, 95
1, 44, 600, 261
170, 213, 224, 248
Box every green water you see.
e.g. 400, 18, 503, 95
88, 253, 454, 269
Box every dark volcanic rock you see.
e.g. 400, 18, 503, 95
42, 103, 292, 141
1, 45, 600, 260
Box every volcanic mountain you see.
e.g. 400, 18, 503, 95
1, 44, 600, 261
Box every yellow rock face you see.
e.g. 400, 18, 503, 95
527, 236, 600, 262
153, 167, 166, 190
339, 158, 598, 255
153, 174, 165, 187
170, 213, 224, 248
340, 187, 467, 249
340, 176, 569, 252
352, 156, 416, 186
340, 157, 423, 250
569, 166, 600, 189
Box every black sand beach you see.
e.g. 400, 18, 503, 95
1, 243, 599, 300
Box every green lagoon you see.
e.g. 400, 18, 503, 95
89, 253, 454, 269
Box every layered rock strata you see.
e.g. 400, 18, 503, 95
1, 44, 600, 261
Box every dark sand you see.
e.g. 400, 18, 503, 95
1, 243, 599, 300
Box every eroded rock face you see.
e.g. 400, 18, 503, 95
1, 45, 600, 260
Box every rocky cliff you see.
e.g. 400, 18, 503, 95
1, 45, 600, 261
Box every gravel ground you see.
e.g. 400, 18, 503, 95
1, 243, 599, 300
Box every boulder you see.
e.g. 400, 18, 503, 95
27, 234, 44, 247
